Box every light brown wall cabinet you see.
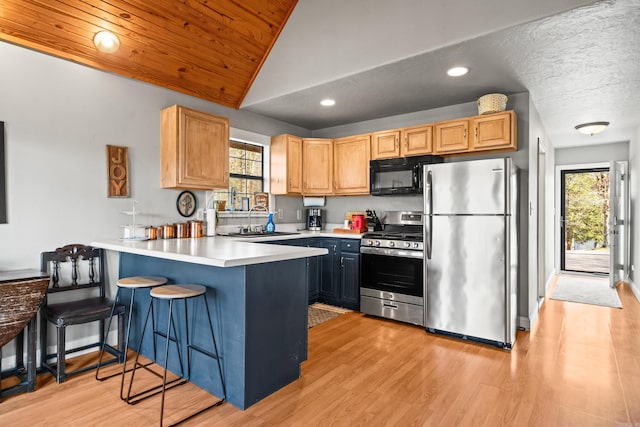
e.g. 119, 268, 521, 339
401, 125, 433, 156
371, 130, 400, 159
270, 134, 303, 195
471, 111, 515, 151
302, 138, 333, 195
333, 135, 371, 195
371, 125, 434, 159
160, 105, 229, 190
434, 119, 470, 154
434, 111, 516, 155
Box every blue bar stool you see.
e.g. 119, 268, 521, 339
127, 284, 225, 427
95, 275, 167, 400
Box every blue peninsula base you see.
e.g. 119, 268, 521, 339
118, 252, 308, 410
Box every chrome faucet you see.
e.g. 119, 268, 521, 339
244, 204, 269, 234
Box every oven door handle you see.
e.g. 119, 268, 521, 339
360, 247, 424, 259
383, 303, 399, 310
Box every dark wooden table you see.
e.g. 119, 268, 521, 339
0, 269, 49, 399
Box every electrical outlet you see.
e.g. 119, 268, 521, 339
195, 208, 204, 220
296, 209, 302, 220
277, 208, 284, 219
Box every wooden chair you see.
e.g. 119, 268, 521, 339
40, 244, 125, 383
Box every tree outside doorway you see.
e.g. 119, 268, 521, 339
562, 169, 610, 274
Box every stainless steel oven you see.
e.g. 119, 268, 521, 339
359, 212, 424, 326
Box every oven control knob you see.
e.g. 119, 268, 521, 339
389, 241, 395, 247
375, 241, 381, 247
413, 242, 420, 249
404, 242, 411, 248
367, 240, 374, 246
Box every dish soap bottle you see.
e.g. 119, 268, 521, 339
265, 213, 276, 233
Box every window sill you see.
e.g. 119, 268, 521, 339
217, 211, 269, 219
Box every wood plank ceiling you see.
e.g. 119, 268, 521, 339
0, 0, 298, 108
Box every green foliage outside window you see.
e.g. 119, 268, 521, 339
213, 141, 263, 210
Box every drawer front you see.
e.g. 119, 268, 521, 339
360, 295, 423, 326
340, 239, 360, 252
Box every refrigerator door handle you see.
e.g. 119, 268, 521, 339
425, 170, 433, 260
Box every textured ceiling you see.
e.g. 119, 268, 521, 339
243, 0, 640, 148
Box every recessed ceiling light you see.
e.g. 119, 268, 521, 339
446, 66, 469, 77
320, 99, 336, 107
575, 121, 610, 135
93, 30, 120, 53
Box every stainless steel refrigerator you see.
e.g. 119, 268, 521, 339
423, 157, 518, 349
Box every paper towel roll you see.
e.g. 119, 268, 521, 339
206, 208, 217, 236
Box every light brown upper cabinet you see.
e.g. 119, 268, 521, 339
371, 130, 400, 159
401, 124, 433, 156
471, 111, 516, 151
372, 125, 434, 159
434, 119, 470, 154
160, 105, 229, 189
333, 135, 371, 195
302, 138, 333, 195
270, 134, 303, 195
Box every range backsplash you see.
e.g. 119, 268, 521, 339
275, 194, 422, 224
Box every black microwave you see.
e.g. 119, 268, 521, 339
370, 155, 443, 196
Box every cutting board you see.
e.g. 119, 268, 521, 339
332, 228, 363, 234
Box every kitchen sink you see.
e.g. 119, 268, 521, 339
219, 231, 301, 238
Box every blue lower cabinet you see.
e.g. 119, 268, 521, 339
339, 251, 360, 310
317, 238, 360, 310
318, 239, 339, 303
264, 237, 360, 310
306, 241, 321, 304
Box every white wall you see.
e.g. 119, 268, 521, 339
555, 141, 630, 165
0, 41, 308, 364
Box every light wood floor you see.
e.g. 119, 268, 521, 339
1, 279, 639, 426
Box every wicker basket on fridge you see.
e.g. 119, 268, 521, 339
477, 93, 508, 115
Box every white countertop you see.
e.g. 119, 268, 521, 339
92, 231, 363, 268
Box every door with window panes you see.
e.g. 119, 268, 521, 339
216, 140, 264, 210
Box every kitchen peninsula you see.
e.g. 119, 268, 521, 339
92, 237, 327, 410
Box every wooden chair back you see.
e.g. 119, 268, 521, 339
40, 244, 106, 303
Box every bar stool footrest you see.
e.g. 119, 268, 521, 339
188, 343, 221, 361
96, 359, 155, 382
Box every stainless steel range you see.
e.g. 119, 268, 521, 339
359, 211, 424, 326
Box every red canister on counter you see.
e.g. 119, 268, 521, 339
351, 214, 365, 232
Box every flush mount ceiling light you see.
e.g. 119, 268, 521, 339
93, 30, 120, 53
320, 99, 336, 107
574, 121, 610, 135
446, 66, 469, 77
